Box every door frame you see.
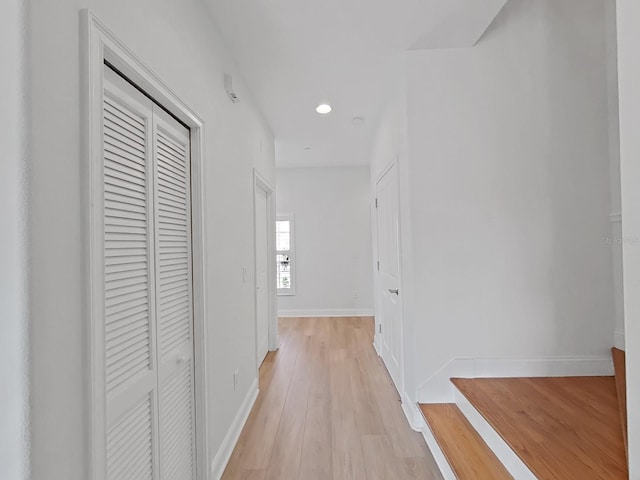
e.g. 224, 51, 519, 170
82, 11, 209, 480
374, 160, 405, 397
253, 169, 278, 376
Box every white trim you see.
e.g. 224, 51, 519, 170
610, 211, 623, 223
400, 391, 425, 432
615, 329, 626, 350
277, 309, 375, 318
82, 11, 209, 480
454, 388, 537, 479
210, 378, 259, 480
253, 169, 279, 369
419, 423, 456, 480
418, 355, 614, 404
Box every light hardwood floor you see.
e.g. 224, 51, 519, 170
452, 377, 628, 480
222, 316, 442, 480
419, 404, 512, 480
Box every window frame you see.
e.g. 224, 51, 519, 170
276, 213, 296, 296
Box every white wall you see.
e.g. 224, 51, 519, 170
617, 0, 640, 475
29, 1, 275, 478
370, 0, 615, 404
276, 167, 374, 316
369, 69, 421, 403
0, 0, 29, 479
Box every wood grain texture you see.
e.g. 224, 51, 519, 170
452, 377, 628, 480
222, 317, 442, 480
419, 403, 512, 480
612, 347, 628, 459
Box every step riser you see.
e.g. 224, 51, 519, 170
453, 388, 536, 479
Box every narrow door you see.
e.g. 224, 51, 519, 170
152, 106, 197, 480
255, 187, 270, 366
103, 66, 160, 480
375, 163, 403, 394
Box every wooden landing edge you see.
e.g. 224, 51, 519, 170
419, 403, 512, 480
612, 347, 628, 460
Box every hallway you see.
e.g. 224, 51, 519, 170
222, 317, 442, 479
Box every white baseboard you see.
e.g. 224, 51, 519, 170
454, 388, 536, 479
418, 355, 614, 403
278, 308, 374, 318
419, 422, 456, 480
614, 330, 625, 350
210, 378, 259, 480
401, 391, 425, 432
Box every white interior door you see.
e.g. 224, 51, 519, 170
255, 187, 270, 367
102, 65, 196, 480
375, 163, 403, 394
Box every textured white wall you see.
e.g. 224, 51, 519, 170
276, 167, 374, 315
0, 0, 29, 478
617, 0, 640, 475
29, 1, 275, 478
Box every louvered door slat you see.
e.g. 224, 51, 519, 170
104, 91, 152, 393
103, 65, 160, 480
107, 394, 154, 480
160, 361, 195, 480
153, 106, 196, 480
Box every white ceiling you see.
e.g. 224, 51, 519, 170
204, 0, 508, 167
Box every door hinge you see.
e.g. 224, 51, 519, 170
379, 324, 382, 334
375, 198, 378, 208
377, 260, 380, 271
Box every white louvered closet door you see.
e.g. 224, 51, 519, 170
102, 65, 196, 480
152, 107, 197, 480
103, 66, 159, 480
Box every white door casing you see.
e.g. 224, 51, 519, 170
85, 12, 209, 479
255, 187, 270, 366
375, 162, 404, 395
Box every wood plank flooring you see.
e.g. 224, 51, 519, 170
222, 317, 442, 480
419, 403, 512, 480
452, 377, 628, 480
612, 347, 628, 458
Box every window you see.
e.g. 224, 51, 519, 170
276, 214, 296, 295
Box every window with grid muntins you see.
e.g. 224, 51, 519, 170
276, 215, 295, 295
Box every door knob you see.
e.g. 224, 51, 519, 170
388, 288, 399, 295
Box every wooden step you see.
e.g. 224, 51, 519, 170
452, 377, 628, 480
418, 403, 512, 480
612, 347, 628, 459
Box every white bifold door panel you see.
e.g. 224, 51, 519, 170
103, 65, 196, 480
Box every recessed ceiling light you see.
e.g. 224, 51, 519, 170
316, 104, 332, 115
